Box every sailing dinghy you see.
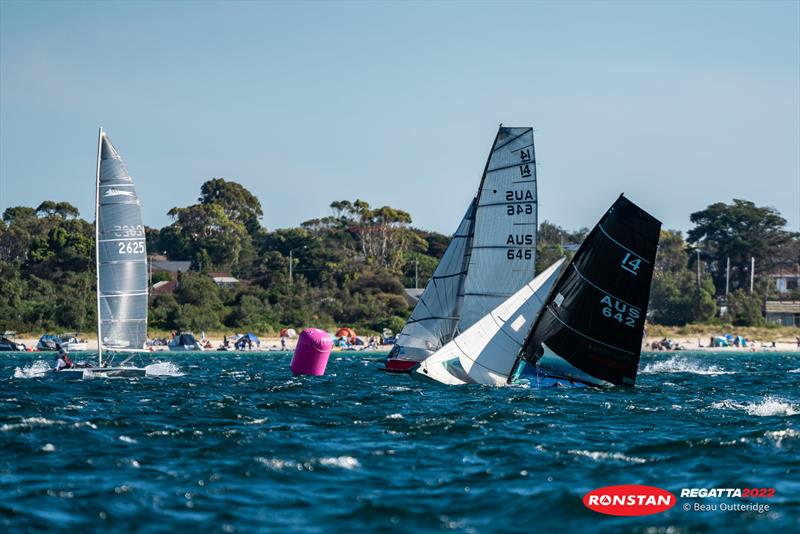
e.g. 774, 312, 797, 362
416, 194, 660, 388
382, 126, 538, 372
55, 129, 151, 379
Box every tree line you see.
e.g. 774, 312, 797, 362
1, 180, 797, 334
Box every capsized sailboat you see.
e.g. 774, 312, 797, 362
55, 129, 151, 379
416, 194, 660, 388
514, 194, 661, 387
415, 257, 565, 385
383, 126, 538, 372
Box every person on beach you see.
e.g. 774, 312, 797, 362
53, 346, 74, 372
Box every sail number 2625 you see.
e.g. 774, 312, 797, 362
118, 241, 145, 254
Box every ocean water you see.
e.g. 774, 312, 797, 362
2, 350, 798, 533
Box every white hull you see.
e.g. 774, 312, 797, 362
52, 367, 148, 379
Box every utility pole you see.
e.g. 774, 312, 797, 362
696, 249, 701, 290
414, 260, 419, 290
750, 257, 755, 293
725, 257, 730, 296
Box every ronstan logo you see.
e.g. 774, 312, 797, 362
104, 189, 134, 197
583, 485, 676, 516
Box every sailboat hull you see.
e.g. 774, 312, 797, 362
51, 367, 148, 379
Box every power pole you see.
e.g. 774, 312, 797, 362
696, 249, 701, 290
414, 260, 419, 289
725, 257, 730, 296
750, 257, 755, 293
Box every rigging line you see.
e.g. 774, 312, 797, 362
598, 224, 651, 264
462, 291, 513, 298
543, 306, 635, 355
570, 264, 642, 311
492, 128, 533, 152
485, 161, 537, 174
511, 180, 537, 184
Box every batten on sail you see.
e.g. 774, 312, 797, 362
416, 258, 565, 386
458, 127, 537, 330
518, 194, 661, 386
95, 129, 148, 361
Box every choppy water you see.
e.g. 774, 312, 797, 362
2, 350, 798, 532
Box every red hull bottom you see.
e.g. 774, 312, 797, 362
379, 359, 420, 373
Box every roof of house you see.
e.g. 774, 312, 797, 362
764, 300, 800, 314
152, 280, 177, 294
213, 276, 239, 284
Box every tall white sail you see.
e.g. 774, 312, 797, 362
95, 129, 148, 363
390, 199, 476, 361
458, 127, 537, 330
416, 258, 564, 386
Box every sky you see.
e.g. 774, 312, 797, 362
1, 0, 798, 236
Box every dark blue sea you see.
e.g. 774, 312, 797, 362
2, 350, 798, 533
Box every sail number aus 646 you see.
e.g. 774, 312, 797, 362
506, 234, 533, 260
505, 190, 535, 216
118, 241, 145, 254
600, 295, 640, 328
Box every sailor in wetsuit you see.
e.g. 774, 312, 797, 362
53, 346, 74, 372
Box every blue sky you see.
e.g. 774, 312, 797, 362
1, 0, 798, 235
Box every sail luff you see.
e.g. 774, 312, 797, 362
94, 128, 104, 367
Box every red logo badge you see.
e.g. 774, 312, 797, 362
583, 484, 676, 516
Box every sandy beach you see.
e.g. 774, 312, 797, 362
10, 334, 799, 353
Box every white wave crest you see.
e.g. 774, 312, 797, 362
567, 449, 647, 464
145, 362, 183, 376
789, 369, 800, 374
641, 357, 732, 375
13, 360, 51, 379
118, 435, 137, 443
1, 417, 63, 432
319, 456, 360, 469
386, 413, 404, 420
711, 397, 799, 417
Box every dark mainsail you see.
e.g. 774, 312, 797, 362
518, 194, 661, 386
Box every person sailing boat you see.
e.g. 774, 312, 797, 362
53, 346, 74, 372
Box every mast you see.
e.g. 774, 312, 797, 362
94, 127, 103, 367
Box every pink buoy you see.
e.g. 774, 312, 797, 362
290, 328, 333, 376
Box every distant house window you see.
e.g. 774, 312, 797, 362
788, 278, 798, 290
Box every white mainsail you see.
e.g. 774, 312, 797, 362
389, 126, 537, 365
390, 200, 476, 361
416, 258, 564, 386
95, 129, 148, 366
458, 127, 537, 330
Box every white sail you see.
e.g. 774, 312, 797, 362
390, 200, 476, 361
95, 129, 148, 364
458, 127, 537, 330
416, 258, 564, 386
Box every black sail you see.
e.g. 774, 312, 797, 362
519, 194, 661, 386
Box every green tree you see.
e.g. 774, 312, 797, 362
199, 178, 263, 236
688, 199, 796, 295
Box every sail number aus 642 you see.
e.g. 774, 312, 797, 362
600, 295, 640, 328
118, 241, 145, 254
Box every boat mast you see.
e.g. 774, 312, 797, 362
94, 127, 103, 367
